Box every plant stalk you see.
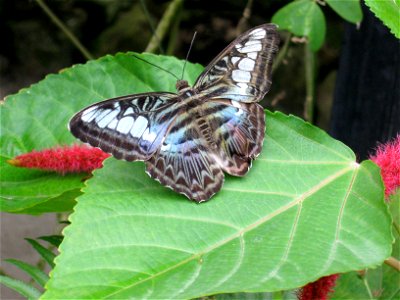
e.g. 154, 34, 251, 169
384, 256, 400, 271
304, 44, 316, 123
145, 0, 184, 53
272, 32, 291, 74
166, 3, 182, 55
35, 0, 94, 60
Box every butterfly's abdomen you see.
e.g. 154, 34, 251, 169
197, 117, 217, 149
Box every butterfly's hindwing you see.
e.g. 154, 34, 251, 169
69, 93, 178, 161
146, 107, 224, 202
206, 99, 265, 176
194, 24, 279, 103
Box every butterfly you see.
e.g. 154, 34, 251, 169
69, 24, 279, 202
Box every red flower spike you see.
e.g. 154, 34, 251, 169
8, 145, 111, 174
298, 274, 340, 300
370, 135, 400, 199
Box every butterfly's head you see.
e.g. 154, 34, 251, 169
176, 80, 190, 92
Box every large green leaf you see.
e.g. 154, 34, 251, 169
365, 0, 400, 39
0, 53, 202, 213
272, 0, 326, 51
42, 111, 392, 298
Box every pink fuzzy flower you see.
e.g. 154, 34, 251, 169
370, 135, 400, 199
8, 145, 110, 174
298, 274, 340, 300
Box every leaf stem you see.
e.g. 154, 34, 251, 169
145, 0, 183, 53
304, 44, 316, 123
361, 270, 375, 299
35, 0, 94, 60
166, 4, 182, 55
393, 218, 400, 236
236, 0, 254, 34
272, 32, 292, 74
384, 256, 400, 271
141, 0, 164, 54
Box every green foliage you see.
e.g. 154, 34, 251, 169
272, 0, 326, 51
4, 259, 49, 287
365, 0, 400, 39
1, 53, 393, 298
272, 0, 362, 51
25, 238, 56, 268
0, 157, 81, 213
325, 0, 362, 24
0, 275, 42, 300
38, 235, 64, 247
0, 237, 58, 298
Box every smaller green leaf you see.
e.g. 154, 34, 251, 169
272, 0, 326, 51
0, 275, 42, 299
326, 0, 362, 23
38, 235, 64, 247
25, 239, 55, 268
365, 0, 400, 39
5, 259, 49, 287
333, 196, 400, 299
0, 157, 82, 214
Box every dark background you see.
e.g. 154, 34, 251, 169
0, 0, 344, 128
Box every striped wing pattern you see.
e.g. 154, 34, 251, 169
69, 93, 178, 161
69, 24, 279, 202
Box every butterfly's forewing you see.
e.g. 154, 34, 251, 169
146, 110, 224, 202
194, 24, 279, 103
69, 93, 178, 161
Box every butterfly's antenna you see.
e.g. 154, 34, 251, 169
130, 53, 180, 80
181, 31, 197, 80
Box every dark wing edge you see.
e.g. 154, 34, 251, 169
68, 92, 178, 162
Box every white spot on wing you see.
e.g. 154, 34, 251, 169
130, 116, 148, 138
238, 57, 255, 71
95, 109, 111, 123
247, 52, 258, 60
245, 40, 261, 47
251, 28, 266, 39
161, 143, 171, 151
81, 107, 98, 122
142, 128, 157, 143
237, 43, 262, 53
107, 118, 118, 130
231, 100, 242, 109
231, 57, 240, 64
236, 108, 244, 116
116, 116, 134, 134
97, 109, 120, 128
124, 107, 134, 116
232, 70, 251, 83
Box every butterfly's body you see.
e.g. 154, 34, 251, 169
69, 24, 279, 202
